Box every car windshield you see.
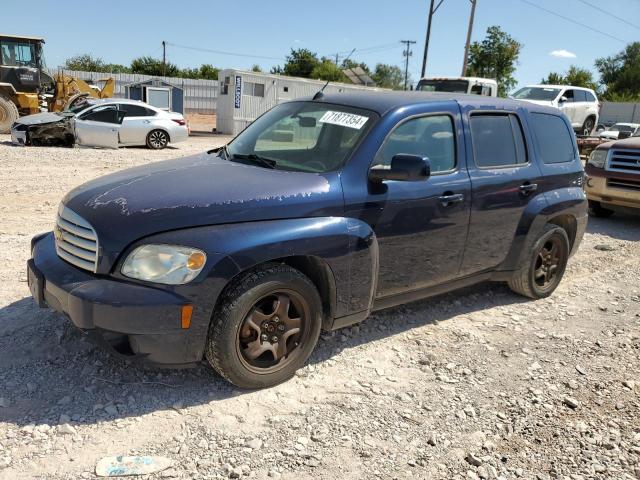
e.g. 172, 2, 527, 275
416, 79, 469, 93
224, 101, 377, 173
512, 87, 561, 101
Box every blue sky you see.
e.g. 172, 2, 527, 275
3, 0, 639, 90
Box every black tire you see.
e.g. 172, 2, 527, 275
588, 200, 614, 218
508, 224, 570, 299
205, 264, 323, 389
0, 94, 19, 134
582, 116, 595, 136
146, 129, 169, 149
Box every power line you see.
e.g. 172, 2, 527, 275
574, 0, 640, 31
517, 0, 627, 43
166, 42, 283, 61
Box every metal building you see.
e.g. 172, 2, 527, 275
216, 69, 384, 135
124, 79, 184, 113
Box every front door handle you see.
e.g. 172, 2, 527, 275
519, 183, 538, 195
438, 193, 464, 207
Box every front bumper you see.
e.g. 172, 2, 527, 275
585, 169, 640, 210
11, 128, 27, 146
29, 233, 203, 366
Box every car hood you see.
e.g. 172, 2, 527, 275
515, 99, 557, 107
15, 112, 65, 126
62, 152, 344, 267
594, 136, 640, 151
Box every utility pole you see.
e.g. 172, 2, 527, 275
162, 40, 166, 77
401, 40, 416, 91
461, 0, 477, 77
421, 0, 445, 78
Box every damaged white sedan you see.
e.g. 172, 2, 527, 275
11, 99, 189, 149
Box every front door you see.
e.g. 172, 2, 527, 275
558, 89, 577, 127
459, 109, 546, 275
73, 104, 123, 149
352, 111, 471, 298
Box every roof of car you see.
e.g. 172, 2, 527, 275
86, 98, 151, 106
612, 122, 640, 127
524, 84, 597, 93
299, 90, 558, 116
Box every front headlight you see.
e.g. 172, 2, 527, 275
121, 244, 207, 285
588, 149, 607, 168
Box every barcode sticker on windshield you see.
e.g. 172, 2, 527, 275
319, 111, 369, 130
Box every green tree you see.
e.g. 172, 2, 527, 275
466, 26, 522, 97
270, 65, 284, 75
251, 64, 262, 73
63, 54, 130, 73
595, 42, 640, 100
283, 48, 320, 78
371, 63, 404, 90
541, 72, 565, 85
130, 56, 180, 77
541, 66, 598, 91
310, 58, 347, 82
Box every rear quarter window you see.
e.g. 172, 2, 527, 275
530, 113, 576, 164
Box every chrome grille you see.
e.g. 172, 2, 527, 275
606, 149, 640, 174
55, 205, 98, 272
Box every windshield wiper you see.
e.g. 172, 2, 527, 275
230, 153, 278, 169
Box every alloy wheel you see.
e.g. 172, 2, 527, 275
236, 290, 310, 374
149, 130, 168, 149
533, 237, 564, 290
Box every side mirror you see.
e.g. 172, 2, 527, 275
559, 96, 568, 103
369, 154, 431, 183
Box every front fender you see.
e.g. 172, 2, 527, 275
127, 217, 378, 322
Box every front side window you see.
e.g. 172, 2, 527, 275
376, 115, 456, 173
470, 114, 528, 168
530, 113, 575, 164
80, 105, 120, 124
0, 41, 36, 67
562, 90, 575, 103
226, 102, 377, 173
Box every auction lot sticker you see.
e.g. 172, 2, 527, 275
319, 111, 369, 129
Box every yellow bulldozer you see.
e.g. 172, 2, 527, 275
0, 34, 114, 133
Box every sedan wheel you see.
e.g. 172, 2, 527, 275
146, 129, 169, 150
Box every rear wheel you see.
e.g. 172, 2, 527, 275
508, 224, 570, 299
588, 200, 614, 218
146, 129, 169, 149
0, 95, 19, 134
205, 264, 322, 389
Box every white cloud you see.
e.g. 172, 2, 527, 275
549, 49, 577, 59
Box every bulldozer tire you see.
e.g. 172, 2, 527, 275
0, 95, 19, 134
63, 93, 90, 111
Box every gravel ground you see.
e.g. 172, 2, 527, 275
0, 135, 639, 480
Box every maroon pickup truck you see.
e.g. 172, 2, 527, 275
585, 135, 640, 216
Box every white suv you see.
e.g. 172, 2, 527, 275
511, 85, 600, 135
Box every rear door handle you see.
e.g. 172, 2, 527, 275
519, 183, 538, 195
438, 193, 464, 207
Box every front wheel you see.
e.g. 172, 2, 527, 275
582, 117, 595, 136
205, 264, 322, 389
508, 224, 570, 299
146, 129, 169, 149
0, 95, 19, 134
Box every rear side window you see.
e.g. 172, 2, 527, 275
530, 113, 576, 164
585, 91, 597, 102
119, 104, 155, 117
377, 115, 456, 173
574, 90, 587, 102
470, 114, 527, 167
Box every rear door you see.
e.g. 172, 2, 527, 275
573, 90, 589, 129
118, 103, 157, 145
459, 109, 546, 276
73, 105, 123, 148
